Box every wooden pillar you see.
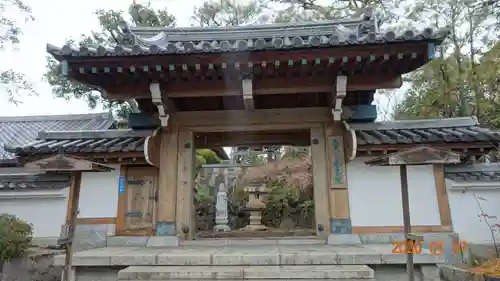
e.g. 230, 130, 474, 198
176, 130, 196, 240
156, 125, 180, 236
63, 172, 82, 281
326, 124, 352, 234
115, 166, 127, 235
310, 126, 331, 237
433, 164, 453, 227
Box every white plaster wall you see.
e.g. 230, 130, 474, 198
447, 180, 500, 244
347, 157, 441, 226
78, 164, 120, 218
0, 188, 69, 238
0, 164, 120, 238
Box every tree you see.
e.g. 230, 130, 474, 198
0, 214, 32, 281
196, 149, 222, 171
192, 0, 268, 26
271, 0, 406, 26
392, 0, 499, 128
1, 0, 35, 104
44, 2, 175, 117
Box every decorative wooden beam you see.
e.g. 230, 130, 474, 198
103, 75, 403, 100
175, 107, 330, 129
195, 131, 310, 147
241, 77, 254, 110
332, 76, 347, 121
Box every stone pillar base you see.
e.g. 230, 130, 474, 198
214, 224, 231, 232
327, 234, 361, 245
156, 221, 176, 236
242, 224, 268, 231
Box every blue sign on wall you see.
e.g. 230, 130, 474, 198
118, 176, 125, 194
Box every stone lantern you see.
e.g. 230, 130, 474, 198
242, 181, 269, 231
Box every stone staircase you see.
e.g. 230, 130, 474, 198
117, 265, 375, 280
112, 239, 378, 280
54, 236, 448, 281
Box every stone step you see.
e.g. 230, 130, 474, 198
183, 238, 325, 246
118, 265, 375, 280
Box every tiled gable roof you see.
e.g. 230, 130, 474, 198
350, 117, 500, 147
445, 163, 500, 182
46, 8, 449, 59
0, 113, 115, 161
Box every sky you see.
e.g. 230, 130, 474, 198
0, 0, 394, 118
0, 0, 206, 117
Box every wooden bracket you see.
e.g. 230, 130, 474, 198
144, 127, 161, 167
343, 121, 357, 162
332, 76, 347, 121
150, 83, 171, 127
242, 78, 254, 110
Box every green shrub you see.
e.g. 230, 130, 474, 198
0, 214, 33, 273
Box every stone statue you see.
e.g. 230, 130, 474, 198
214, 181, 230, 232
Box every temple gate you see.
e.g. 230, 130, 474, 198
46, 7, 448, 242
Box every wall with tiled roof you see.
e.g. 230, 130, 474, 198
6, 117, 499, 157
0, 113, 114, 162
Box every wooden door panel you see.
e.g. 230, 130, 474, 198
124, 167, 158, 233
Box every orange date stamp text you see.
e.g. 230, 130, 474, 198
391, 240, 466, 256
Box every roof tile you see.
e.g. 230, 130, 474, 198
0, 113, 115, 161
445, 163, 500, 182
349, 117, 500, 147
0, 174, 70, 190
6, 117, 499, 156
47, 8, 449, 59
